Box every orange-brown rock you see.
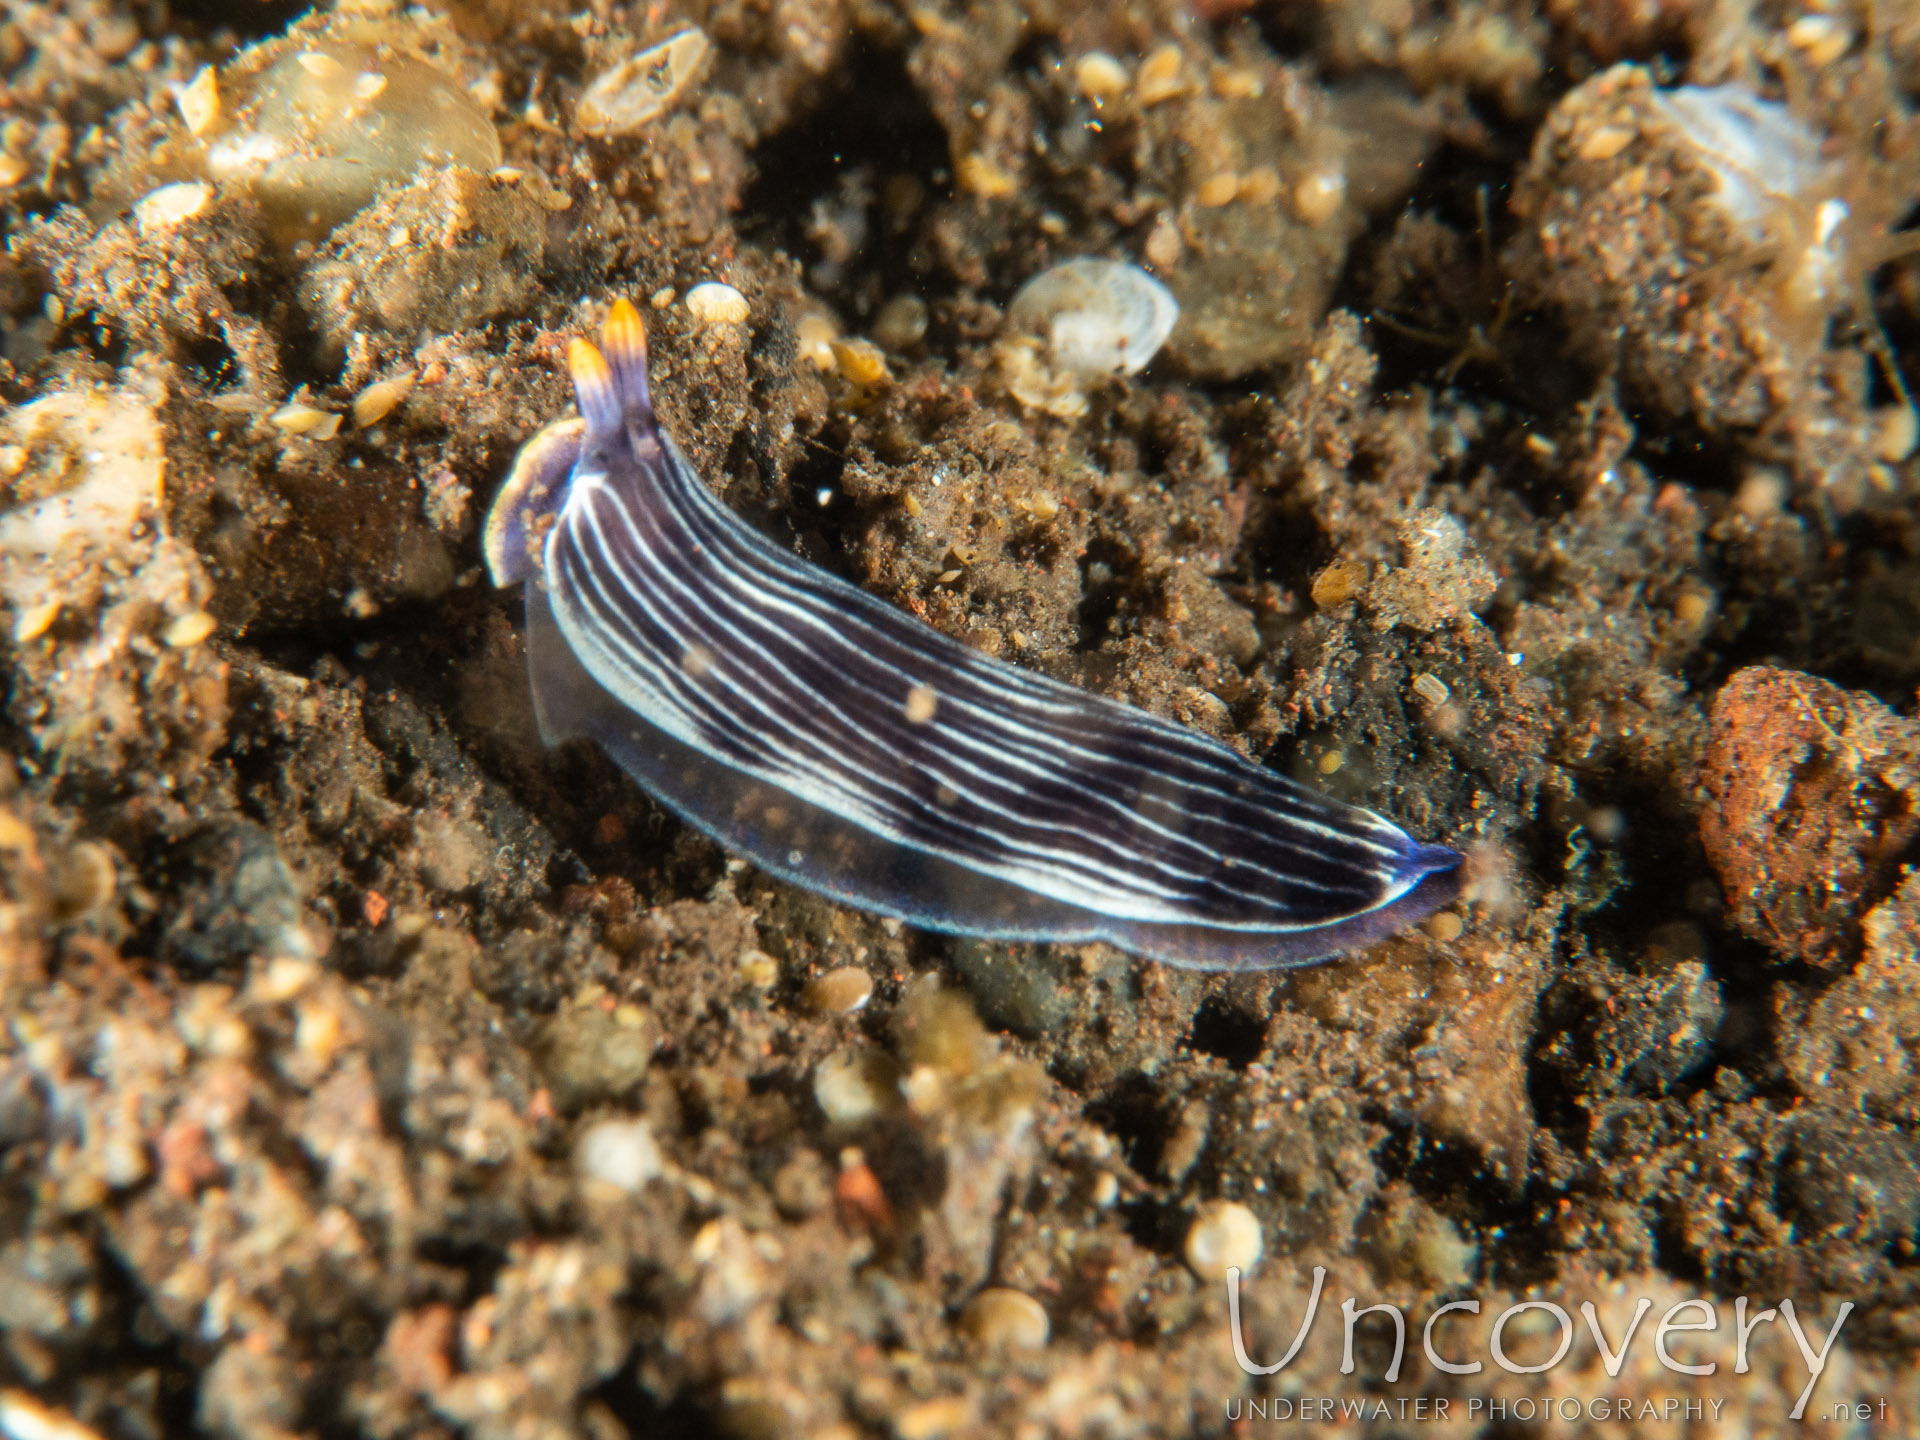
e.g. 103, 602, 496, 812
1699, 666, 1920, 969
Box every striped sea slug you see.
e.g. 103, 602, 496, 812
483, 300, 1462, 970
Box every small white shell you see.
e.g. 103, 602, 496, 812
685, 281, 749, 326
574, 1118, 662, 1192
1185, 1200, 1263, 1280
577, 28, 711, 137
1005, 258, 1178, 378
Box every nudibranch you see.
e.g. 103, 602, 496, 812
484, 300, 1462, 970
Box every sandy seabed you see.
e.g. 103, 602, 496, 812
1, 0, 1919, 1435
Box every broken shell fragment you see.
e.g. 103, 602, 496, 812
164, 610, 218, 648
830, 338, 890, 388
1073, 52, 1129, 104
685, 281, 750, 326
134, 182, 213, 232
997, 338, 1089, 418
812, 1048, 898, 1125
803, 966, 874, 1015
576, 28, 711, 137
796, 312, 839, 371
1411, 672, 1451, 708
871, 294, 928, 351
270, 403, 341, 439
1135, 43, 1186, 106
351, 373, 416, 428
575, 1117, 662, 1192
13, 599, 59, 642
177, 65, 219, 136
1005, 257, 1178, 378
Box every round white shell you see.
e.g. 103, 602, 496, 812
685, 281, 750, 325
1005, 258, 1178, 378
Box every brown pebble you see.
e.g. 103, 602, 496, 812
1073, 52, 1129, 103
1872, 404, 1917, 464
772, 1149, 832, 1218
1786, 13, 1852, 65
1734, 468, 1787, 519
1238, 166, 1282, 204
1293, 169, 1346, 225
1195, 172, 1239, 207
959, 1288, 1050, 1349
956, 153, 1018, 197
1576, 124, 1636, 161
52, 841, 115, 920
1673, 588, 1714, 631
351, 373, 416, 428
894, 1397, 972, 1440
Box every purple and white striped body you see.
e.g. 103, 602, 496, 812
484, 302, 1461, 970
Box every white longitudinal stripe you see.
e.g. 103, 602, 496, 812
566, 488, 1392, 911
555, 467, 1416, 927
647, 439, 1407, 853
